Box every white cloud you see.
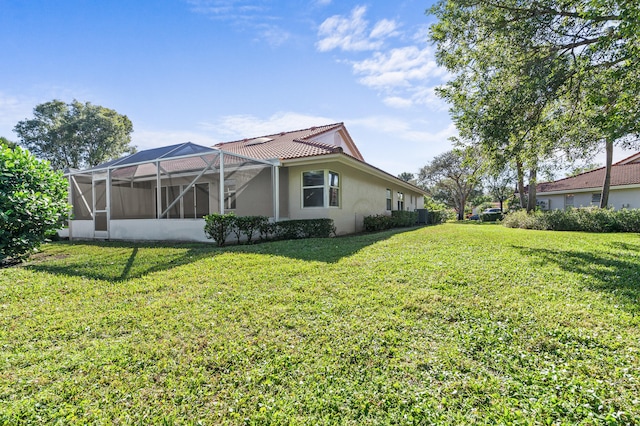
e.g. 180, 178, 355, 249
383, 96, 413, 109
258, 24, 291, 47
370, 19, 400, 39
199, 112, 337, 141
352, 46, 444, 91
351, 116, 457, 144
316, 6, 399, 52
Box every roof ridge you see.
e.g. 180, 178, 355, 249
215, 122, 343, 146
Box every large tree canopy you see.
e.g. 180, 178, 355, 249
418, 148, 483, 221
429, 0, 640, 208
14, 100, 135, 170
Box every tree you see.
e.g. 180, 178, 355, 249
566, 162, 601, 177
429, 0, 640, 208
418, 148, 483, 220
0, 137, 17, 149
14, 100, 135, 170
485, 167, 515, 212
397, 172, 414, 182
0, 145, 69, 263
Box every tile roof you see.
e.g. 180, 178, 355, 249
213, 123, 354, 161
537, 163, 640, 193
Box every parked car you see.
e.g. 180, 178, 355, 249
482, 208, 502, 214
480, 208, 504, 222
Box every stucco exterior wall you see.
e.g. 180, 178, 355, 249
285, 161, 425, 235
539, 186, 640, 210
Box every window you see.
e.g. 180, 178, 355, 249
328, 171, 339, 207
386, 189, 392, 210
591, 193, 601, 205
397, 192, 404, 211
564, 194, 574, 209
224, 180, 236, 210
302, 170, 340, 208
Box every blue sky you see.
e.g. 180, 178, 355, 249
0, 0, 630, 176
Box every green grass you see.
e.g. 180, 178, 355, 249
1, 224, 639, 424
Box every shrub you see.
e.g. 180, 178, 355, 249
234, 215, 268, 244
363, 214, 394, 232
428, 209, 453, 224
502, 207, 640, 233
0, 146, 69, 262
391, 210, 418, 227
203, 213, 236, 246
479, 211, 503, 222
273, 219, 336, 239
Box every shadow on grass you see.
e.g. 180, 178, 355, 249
25, 227, 424, 282
512, 244, 640, 312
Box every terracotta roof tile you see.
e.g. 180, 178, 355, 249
537, 163, 640, 192
214, 123, 349, 160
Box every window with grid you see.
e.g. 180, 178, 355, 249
302, 170, 340, 208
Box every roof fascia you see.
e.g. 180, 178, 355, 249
538, 183, 640, 195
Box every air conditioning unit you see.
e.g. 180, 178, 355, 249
536, 199, 550, 211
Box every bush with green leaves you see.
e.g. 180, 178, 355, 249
391, 210, 418, 227
502, 207, 640, 232
0, 145, 69, 262
234, 215, 268, 244
363, 214, 394, 232
205, 214, 335, 244
273, 219, 336, 239
203, 213, 237, 246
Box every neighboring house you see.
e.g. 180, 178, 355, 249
536, 152, 640, 210
65, 123, 426, 241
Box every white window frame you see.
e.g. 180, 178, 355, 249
564, 194, 574, 209
386, 189, 392, 211
301, 170, 341, 208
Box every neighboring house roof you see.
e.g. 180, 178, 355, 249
537, 162, 640, 193
213, 122, 364, 162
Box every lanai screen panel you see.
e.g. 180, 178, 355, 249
156, 152, 219, 219
69, 172, 93, 220
218, 153, 275, 217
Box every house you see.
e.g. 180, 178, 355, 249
65, 123, 426, 241
536, 152, 640, 210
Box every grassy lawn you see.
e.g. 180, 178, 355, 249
1, 223, 639, 424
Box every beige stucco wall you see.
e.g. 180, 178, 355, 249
285, 161, 424, 235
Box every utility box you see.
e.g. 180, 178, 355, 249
417, 209, 428, 224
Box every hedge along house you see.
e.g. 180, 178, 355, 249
65, 123, 426, 242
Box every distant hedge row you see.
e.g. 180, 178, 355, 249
204, 213, 336, 246
502, 208, 640, 233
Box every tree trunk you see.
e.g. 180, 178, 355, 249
600, 139, 613, 208
457, 195, 466, 220
516, 160, 526, 210
527, 167, 537, 213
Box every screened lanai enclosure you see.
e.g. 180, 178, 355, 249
66, 142, 280, 241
